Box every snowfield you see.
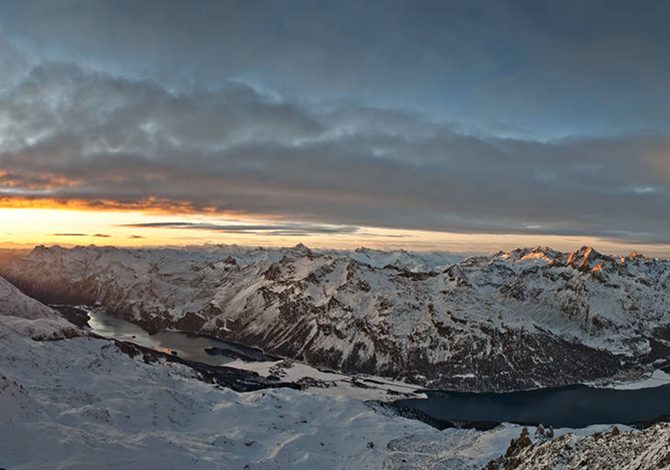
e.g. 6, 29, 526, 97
1, 334, 434, 469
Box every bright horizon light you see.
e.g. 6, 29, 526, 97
3, 207, 670, 257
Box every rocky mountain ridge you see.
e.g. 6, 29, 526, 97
4, 244, 670, 391
488, 423, 670, 469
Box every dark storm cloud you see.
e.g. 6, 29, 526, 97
2, 0, 670, 136
0, 3, 670, 244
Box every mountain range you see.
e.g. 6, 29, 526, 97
4, 244, 670, 391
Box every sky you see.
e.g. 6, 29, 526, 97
1, 0, 670, 255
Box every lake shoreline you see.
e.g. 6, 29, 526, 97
52, 303, 670, 430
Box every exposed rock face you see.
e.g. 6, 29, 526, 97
488, 423, 670, 469
4, 244, 670, 391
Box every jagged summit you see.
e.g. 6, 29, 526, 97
497, 245, 638, 272
625, 250, 649, 261
290, 242, 314, 258
530, 245, 557, 253
497, 245, 561, 262
565, 246, 609, 272
521, 245, 561, 262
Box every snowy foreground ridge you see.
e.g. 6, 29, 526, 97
5, 244, 670, 391
1, 271, 669, 469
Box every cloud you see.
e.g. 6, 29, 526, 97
51, 232, 111, 238
0, 34, 669, 245
124, 221, 359, 237
3, 0, 670, 137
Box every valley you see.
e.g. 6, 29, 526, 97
2, 244, 670, 469
5, 244, 670, 391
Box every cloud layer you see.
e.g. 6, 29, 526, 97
0, 2, 670, 246
3, 0, 670, 137
124, 222, 358, 237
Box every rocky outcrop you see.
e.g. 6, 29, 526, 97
488, 424, 670, 469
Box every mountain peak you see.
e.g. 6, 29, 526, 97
290, 243, 313, 258
566, 246, 606, 271
626, 250, 647, 261
498, 246, 560, 262
520, 246, 560, 262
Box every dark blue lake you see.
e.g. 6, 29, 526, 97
394, 384, 670, 428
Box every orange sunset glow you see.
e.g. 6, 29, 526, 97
0, 1, 669, 257
3, 206, 670, 256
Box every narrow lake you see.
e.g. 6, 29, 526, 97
82, 307, 270, 366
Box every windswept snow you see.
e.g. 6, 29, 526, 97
0, 330, 431, 469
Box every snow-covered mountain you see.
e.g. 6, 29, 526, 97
0, 274, 78, 339
0, 273, 460, 469
4, 244, 670, 391
1, 269, 669, 469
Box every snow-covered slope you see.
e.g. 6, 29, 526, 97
0, 274, 504, 469
5, 244, 670, 390
0, 331, 431, 469
0, 274, 78, 339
